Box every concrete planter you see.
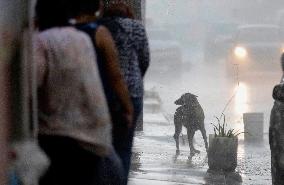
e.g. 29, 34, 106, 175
208, 134, 238, 172
243, 112, 264, 142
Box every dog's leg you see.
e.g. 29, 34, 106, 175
187, 129, 200, 158
173, 121, 182, 155
201, 126, 208, 153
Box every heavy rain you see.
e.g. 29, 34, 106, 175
1, 0, 284, 185
129, 0, 284, 184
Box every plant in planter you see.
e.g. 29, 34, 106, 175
208, 114, 244, 173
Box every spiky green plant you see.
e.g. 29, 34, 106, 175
211, 114, 245, 138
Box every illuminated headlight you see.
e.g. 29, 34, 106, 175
234, 46, 248, 59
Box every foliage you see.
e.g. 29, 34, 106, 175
211, 114, 245, 138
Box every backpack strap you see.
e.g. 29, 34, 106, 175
75, 22, 99, 48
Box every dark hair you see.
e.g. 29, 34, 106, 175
70, 0, 101, 17
35, 0, 72, 31
104, 1, 134, 19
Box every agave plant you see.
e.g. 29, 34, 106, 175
211, 114, 245, 138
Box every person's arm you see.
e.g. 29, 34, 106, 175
95, 26, 133, 127
136, 25, 150, 77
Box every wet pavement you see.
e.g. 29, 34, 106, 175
129, 115, 271, 185
129, 54, 279, 184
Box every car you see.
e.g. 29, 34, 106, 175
275, 9, 284, 40
144, 88, 162, 114
145, 28, 183, 81
143, 88, 169, 125
204, 22, 238, 62
226, 24, 283, 78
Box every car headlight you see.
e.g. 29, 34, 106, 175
234, 46, 248, 59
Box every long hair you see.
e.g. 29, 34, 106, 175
35, 0, 72, 31
104, 1, 134, 19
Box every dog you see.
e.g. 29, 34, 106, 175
173, 93, 208, 158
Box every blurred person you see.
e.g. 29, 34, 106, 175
270, 53, 284, 185
70, 2, 135, 171
70, 0, 133, 129
69, 1, 140, 183
100, 1, 150, 183
34, 0, 123, 184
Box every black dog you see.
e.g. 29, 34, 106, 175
173, 93, 208, 157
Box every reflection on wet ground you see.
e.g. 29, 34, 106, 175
130, 118, 271, 184
237, 139, 271, 181
129, 122, 208, 184
234, 82, 250, 115
131, 152, 142, 173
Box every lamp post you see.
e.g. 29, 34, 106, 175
0, 0, 31, 183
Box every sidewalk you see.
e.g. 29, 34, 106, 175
128, 113, 272, 185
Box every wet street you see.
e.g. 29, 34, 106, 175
129, 52, 281, 184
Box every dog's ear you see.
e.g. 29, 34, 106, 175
174, 96, 183, 105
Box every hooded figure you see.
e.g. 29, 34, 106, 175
270, 53, 284, 185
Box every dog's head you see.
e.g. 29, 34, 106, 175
174, 93, 198, 106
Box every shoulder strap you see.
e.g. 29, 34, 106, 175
76, 22, 99, 48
